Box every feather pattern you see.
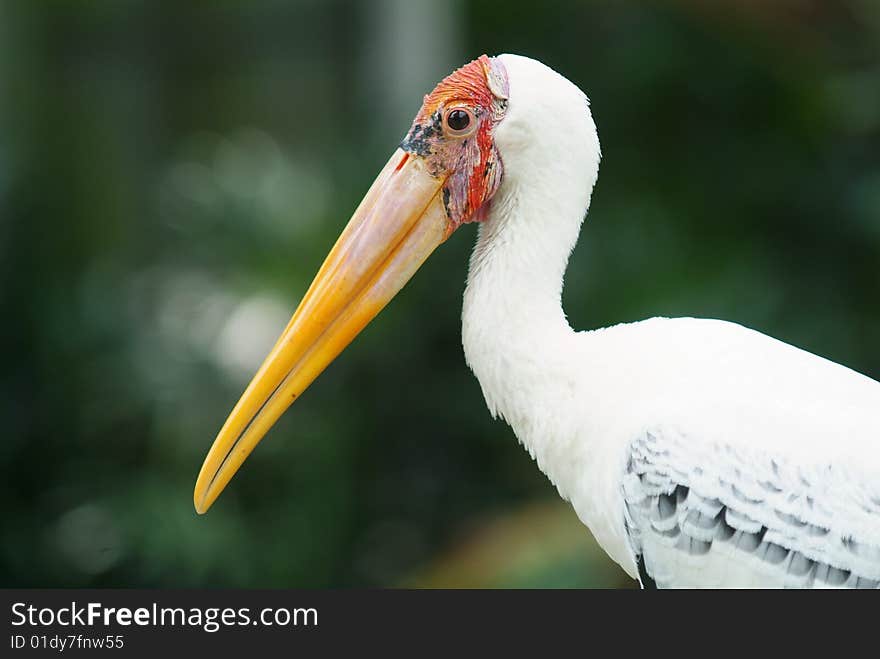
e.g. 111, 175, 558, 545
624, 428, 880, 588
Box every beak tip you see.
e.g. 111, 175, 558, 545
193, 480, 212, 515
194, 499, 210, 515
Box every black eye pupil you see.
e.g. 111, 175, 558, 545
447, 109, 470, 132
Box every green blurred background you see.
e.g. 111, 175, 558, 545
1, 0, 878, 588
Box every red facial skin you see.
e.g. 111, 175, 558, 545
400, 55, 509, 232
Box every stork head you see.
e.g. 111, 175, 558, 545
193, 54, 596, 513
400, 55, 509, 229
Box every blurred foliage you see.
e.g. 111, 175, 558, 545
0, 0, 877, 588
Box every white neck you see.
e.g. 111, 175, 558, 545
461, 168, 586, 473
460, 53, 601, 486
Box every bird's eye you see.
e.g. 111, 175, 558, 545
444, 107, 475, 137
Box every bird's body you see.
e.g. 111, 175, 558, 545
196, 53, 880, 588
467, 309, 880, 586
464, 54, 880, 587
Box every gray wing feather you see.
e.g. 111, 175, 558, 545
623, 429, 880, 589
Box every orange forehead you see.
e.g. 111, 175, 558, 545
417, 55, 504, 121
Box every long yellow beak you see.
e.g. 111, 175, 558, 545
194, 149, 450, 514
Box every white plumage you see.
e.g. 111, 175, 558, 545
463, 54, 880, 588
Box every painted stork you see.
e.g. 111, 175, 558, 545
194, 54, 880, 588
